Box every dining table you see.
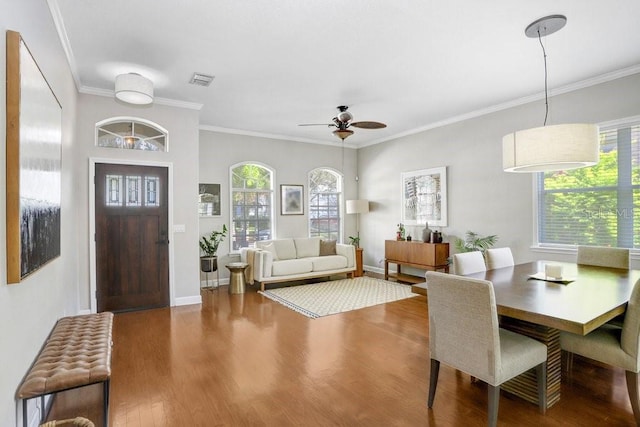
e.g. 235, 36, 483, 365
464, 260, 640, 408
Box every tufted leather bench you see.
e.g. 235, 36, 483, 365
16, 312, 114, 427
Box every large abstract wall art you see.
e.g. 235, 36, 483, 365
6, 30, 62, 283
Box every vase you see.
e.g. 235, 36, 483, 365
422, 223, 432, 243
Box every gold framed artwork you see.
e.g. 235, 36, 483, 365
401, 166, 447, 227
281, 184, 304, 215
6, 30, 62, 283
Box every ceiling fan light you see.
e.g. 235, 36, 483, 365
337, 111, 353, 123
502, 123, 599, 172
115, 73, 154, 105
333, 129, 354, 141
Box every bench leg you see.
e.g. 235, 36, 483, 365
23, 398, 28, 427
104, 379, 110, 427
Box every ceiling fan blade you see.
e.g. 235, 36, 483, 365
350, 121, 387, 129
298, 123, 335, 127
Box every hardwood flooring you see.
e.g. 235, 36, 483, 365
48, 275, 637, 426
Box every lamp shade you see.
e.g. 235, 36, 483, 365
115, 73, 154, 105
502, 123, 599, 172
346, 199, 369, 214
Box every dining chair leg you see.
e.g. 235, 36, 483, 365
428, 359, 440, 408
625, 370, 640, 426
488, 385, 500, 427
536, 362, 547, 414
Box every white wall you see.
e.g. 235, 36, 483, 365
74, 94, 201, 308
358, 73, 640, 272
0, 0, 79, 425
199, 131, 360, 280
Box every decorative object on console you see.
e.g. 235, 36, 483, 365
502, 15, 598, 173
422, 222, 432, 243
396, 223, 406, 241
281, 184, 304, 215
401, 167, 447, 226
115, 72, 154, 105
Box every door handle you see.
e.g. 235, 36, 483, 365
155, 239, 170, 245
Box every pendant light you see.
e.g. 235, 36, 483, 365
502, 15, 599, 173
115, 72, 154, 105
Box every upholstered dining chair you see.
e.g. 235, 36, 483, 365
453, 251, 486, 275
426, 271, 548, 427
560, 279, 640, 425
578, 245, 630, 328
485, 247, 515, 270
577, 245, 629, 269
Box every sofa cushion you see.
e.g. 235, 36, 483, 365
272, 259, 313, 276
295, 237, 320, 258
273, 239, 297, 260
319, 239, 337, 256
309, 255, 348, 271
261, 242, 279, 260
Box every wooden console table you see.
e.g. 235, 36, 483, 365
384, 240, 449, 283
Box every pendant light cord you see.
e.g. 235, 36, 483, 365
537, 29, 549, 126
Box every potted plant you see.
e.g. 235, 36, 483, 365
348, 235, 361, 248
199, 224, 227, 272
454, 230, 498, 255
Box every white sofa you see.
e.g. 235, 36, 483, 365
240, 237, 356, 291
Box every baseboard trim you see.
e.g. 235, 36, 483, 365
175, 295, 202, 306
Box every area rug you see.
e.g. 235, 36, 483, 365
258, 277, 418, 319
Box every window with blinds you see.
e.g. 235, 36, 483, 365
537, 118, 640, 248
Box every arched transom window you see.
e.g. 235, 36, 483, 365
96, 117, 168, 151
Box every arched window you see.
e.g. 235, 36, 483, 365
230, 162, 274, 250
308, 168, 342, 241
96, 117, 168, 151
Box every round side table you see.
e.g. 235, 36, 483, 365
226, 262, 249, 294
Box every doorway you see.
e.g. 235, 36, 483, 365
94, 163, 169, 312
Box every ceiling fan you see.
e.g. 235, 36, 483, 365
299, 105, 387, 141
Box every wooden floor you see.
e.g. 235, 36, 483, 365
48, 275, 638, 426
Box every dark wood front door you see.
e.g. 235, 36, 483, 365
95, 163, 169, 312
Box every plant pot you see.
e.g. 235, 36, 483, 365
200, 256, 218, 273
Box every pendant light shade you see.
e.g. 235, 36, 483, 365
503, 123, 599, 172
502, 15, 599, 173
115, 73, 153, 105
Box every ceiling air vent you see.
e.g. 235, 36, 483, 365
189, 73, 215, 87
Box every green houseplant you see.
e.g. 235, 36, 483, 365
348, 235, 361, 248
199, 224, 227, 272
454, 230, 498, 255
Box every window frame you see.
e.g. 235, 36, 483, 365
533, 115, 640, 258
229, 161, 275, 252
307, 167, 344, 242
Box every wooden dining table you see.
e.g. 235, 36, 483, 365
464, 260, 640, 408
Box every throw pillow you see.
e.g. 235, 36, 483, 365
319, 239, 337, 256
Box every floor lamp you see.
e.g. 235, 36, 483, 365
346, 199, 369, 246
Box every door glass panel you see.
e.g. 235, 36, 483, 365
105, 174, 122, 206
126, 175, 142, 207
145, 176, 160, 207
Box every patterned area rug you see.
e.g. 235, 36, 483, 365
258, 277, 418, 318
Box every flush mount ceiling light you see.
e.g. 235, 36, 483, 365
502, 15, 599, 173
115, 72, 154, 105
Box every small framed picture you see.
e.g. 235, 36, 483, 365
199, 183, 221, 217
281, 184, 304, 215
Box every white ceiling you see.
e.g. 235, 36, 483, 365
50, 0, 640, 147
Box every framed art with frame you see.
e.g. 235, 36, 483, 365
281, 184, 304, 215
401, 166, 447, 227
